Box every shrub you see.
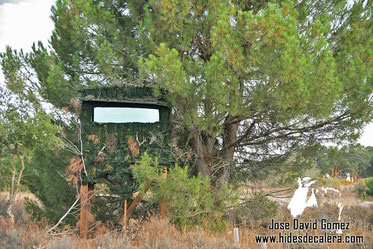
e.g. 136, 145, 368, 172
0, 217, 49, 249
321, 177, 341, 188
132, 153, 238, 231
365, 177, 373, 196
228, 192, 278, 227
23, 148, 77, 226
0, 194, 30, 224
353, 181, 368, 198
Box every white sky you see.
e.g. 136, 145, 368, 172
94, 107, 160, 123
0, 0, 372, 146
0, 0, 54, 52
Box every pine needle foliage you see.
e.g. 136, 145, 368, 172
132, 153, 238, 231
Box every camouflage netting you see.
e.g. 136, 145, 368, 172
81, 85, 169, 105
79, 86, 173, 222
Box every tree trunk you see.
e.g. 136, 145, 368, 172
218, 120, 239, 184
188, 119, 238, 184
190, 132, 212, 177
6, 147, 26, 224
6, 198, 15, 224
7, 154, 16, 223
15, 148, 25, 195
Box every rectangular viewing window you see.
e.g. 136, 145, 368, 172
93, 107, 159, 123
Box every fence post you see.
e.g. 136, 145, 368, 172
160, 166, 167, 218
80, 184, 88, 239
234, 227, 239, 248
120, 180, 128, 227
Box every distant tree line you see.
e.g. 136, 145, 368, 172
315, 145, 373, 179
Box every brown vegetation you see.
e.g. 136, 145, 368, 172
0, 188, 372, 249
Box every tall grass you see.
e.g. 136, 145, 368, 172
0, 208, 371, 249
0, 185, 372, 248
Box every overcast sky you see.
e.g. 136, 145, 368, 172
0, 0, 54, 51
0, 0, 372, 146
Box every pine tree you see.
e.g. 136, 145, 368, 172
23, 148, 77, 225
2, 0, 372, 185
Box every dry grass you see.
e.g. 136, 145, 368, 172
0, 213, 371, 249
0, 206, 371, 249
0, 181, 372, 249
0, 192, 41, 224
0, 217, 50, 249
132, 217, 234, 249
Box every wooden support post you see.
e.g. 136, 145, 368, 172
125, 183, 149, 222
124, 179, 128, 225
80, 184, 88, 239
119, 180, 128, 227
119, 198, 128, 227
160, 166, 167, 219
88, 183, 95, 213
120, 164, 139, 226
124, 199, 127, 221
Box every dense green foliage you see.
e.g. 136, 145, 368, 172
1, 0, 373, 226
0, 148, 13, 190
1, 0, 371, 183
137, 0, 373, 180
315, 145, 373, 178
365, 177, 373, 196
132, 153, 238, 231
0, 50, 61, 220
23, 148, 77, 225
0, 48, 61, 188
259, 145, 373, 187
0, 87, 60, 159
